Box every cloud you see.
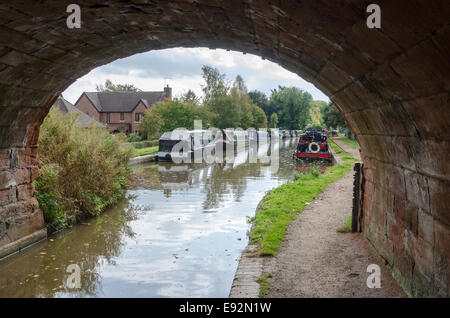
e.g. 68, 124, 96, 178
62, 48, 329, 104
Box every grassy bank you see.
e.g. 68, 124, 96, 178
339, 136, 360, 149
248, 143, 357, 256
132, 146, 158, 158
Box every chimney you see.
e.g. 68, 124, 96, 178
164, 85, 172, 100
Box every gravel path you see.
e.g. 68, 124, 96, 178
263, 139, 405, 298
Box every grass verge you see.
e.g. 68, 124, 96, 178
339, 136, 360, 149
337, 215, 352, 233
132, 146, 158, 158
248, 142, 357, 256
257, 273, 273, 297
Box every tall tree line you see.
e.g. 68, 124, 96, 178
248, 85, 313, 130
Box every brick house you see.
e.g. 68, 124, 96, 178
53, 96, 105, 128
74, 85, 172, 134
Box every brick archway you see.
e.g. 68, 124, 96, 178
0, 1, 448, 297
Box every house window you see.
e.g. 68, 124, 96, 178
120, 113, 124, 122
106, 113, 110, 123
135, 113, 143, 122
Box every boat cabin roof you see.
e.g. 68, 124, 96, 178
159, 130, 213, 141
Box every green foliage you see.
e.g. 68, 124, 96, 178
132, 146, 158, 158
345, 128, 355, 141
155, 99, 200, 131
257, 273, 273, 298
269, 87, 312, 129
339, 136, 360, 149
34, 164, 67, 230
305, 123, 325, 131
96, 79, 141, 92
310, 163, 321, 177
201, 65, 230, 103
248, 90, 270, 116
139, 99, 216, 138
202, 72, 267, 129
36, 108, 133, 230
138, 108, 162, 140
129, 139, 158, 149
269, 113, 278, 128
337, 215, 352, 233
310, 100, 326, 126
249, 148, 357, 256
127, 132, 142, 142
206, 94, 241, 129
177, 89, 200, 105
321, 101, 347, 129
251, 104, 268, 128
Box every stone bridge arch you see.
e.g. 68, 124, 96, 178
0, 0, 448, 297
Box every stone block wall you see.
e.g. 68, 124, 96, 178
0, 0, 448, 296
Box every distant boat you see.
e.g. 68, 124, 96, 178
157, 130, 215, 162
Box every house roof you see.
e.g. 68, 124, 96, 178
82, 91, 167, 112
53, 96, 105, 128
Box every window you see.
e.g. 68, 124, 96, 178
106, 113, 110, 123
120, 113, 124, 121
135, 113, 143, 122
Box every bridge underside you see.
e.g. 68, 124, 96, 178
0, 0, 448, 297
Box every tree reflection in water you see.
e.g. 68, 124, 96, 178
0, 198, 139, 297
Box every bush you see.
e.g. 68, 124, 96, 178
345, 128, 354, 140
129, 140, 159, 149
127, 132, 142, 142
293, 172, 302, 181
35, 108, 133, 231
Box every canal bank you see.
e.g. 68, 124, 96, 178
230, 139, 406, 298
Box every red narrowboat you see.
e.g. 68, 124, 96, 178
293, 129, 332, 162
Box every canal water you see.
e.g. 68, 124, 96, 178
0, 138, 324, 298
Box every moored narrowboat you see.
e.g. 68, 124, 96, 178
293, 128, 332, 162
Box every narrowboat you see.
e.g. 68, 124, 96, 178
157, 130, 215, 162
293, 128, 332, 162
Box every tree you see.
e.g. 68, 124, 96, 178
177, 89, 200, 105
230, 75, 254, 129
251, 104, 268, 128
206, 94, 241, 129
269, 113, 278, 128
138, 109, 162, 140
321, 101, 347, 129
269, 87, 312, 129
310, 100, 327, 127
248, 90, 270, 117
153, 100, 199, 132
201, 65, 230, 103
96, 79, 141, 92
231, 75, 248, 96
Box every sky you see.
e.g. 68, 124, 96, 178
62, 47, 329, 104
